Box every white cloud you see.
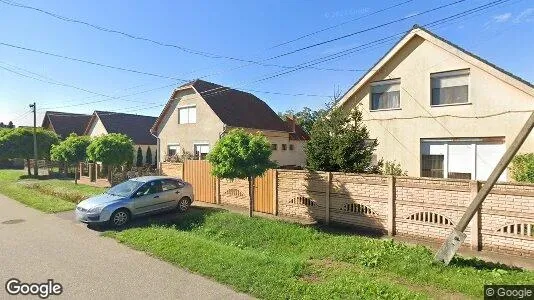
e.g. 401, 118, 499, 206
514, 8, 534, 23
493, 12, 512, 23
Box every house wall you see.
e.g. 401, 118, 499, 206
86, 118, 108, 137
231, 127, 307, 167
340, 35, 534, 177
156, 88, 226, 160
156, 89, 308, 167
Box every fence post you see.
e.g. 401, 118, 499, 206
272, 169, 278, 215
325, 172, 332, 224
180, 162, 185, 179
469, 180, 481, 251
216, 177, 221, 205
89, 163, 96, 182
387, 176, 396, 236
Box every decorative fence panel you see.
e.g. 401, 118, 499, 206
183, 160, 217, 204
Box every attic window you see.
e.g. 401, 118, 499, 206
431, 69, 469, 106
271, 144, 277, 150
370, 79, 400, 110
178, 106, 197, 124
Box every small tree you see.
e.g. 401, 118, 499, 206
381, 160, 407, 176
87, 134, 134, 180
208, 129, 276, 217
50, 134, 91, 184
306, 104, 378, 173
0, 127, 59, 176
145, 146, 152, 166
136, 147, 143, 167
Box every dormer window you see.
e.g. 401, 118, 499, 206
178, 106, 196, 124
431, 69, 469, 106
370, 79, 400, 111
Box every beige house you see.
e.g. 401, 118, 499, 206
336, 26, 534, 181
151, 80, 309, 167
84, 111, 157, 165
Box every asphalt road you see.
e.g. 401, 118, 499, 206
0, 194, 252, 299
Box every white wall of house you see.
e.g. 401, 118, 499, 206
340, 34, 534, 180
86, 118, 108, 137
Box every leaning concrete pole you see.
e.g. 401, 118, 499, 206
435, 111, 534, 265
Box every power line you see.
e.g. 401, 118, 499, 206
0, 0, 412, 73
198, 0, 512, 99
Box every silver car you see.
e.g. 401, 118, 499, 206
75, 176, 194, 227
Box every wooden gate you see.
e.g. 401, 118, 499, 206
253, 169, 275, 214
183, 160, 217, 203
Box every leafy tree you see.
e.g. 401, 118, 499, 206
7, 121, 14, 128
86, 133, 134, 179
136, 147, 143, 167
146, 146, 152, 166
278, 107, 327, 134
0, 127, 59, 176
305, 104, 378, 173
511, 153, 534, 183
208, 129, 276, 217
50, 134, 92, 184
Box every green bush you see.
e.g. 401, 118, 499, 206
511, 153, 534, 183
381, 160, 407, 176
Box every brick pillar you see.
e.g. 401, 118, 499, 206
387, 176, 396, 236
469, 180, 482, 251
325, 172, 332, 224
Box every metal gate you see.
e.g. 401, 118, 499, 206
183, 160, 217, 203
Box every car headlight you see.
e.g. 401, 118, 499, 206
87, 206, 104, 214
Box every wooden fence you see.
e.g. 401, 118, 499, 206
161, 161, 534, 257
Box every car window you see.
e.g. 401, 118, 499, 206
107, 180, 143, 197
135, 181, 163, 197
161, 179, 183, 191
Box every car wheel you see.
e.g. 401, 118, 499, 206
109, 209, 130, 228
177, 197, 191, 212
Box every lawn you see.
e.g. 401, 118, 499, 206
0, 169, 106, 213
106, 208, 534, 299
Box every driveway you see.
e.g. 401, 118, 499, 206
0, 194, 252, 299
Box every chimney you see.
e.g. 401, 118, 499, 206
286, 115, 296, 133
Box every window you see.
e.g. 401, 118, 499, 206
289, 144, 294, 151
161, 179, 184, 191
281, 144, 287, 151
431, 69, 469, 106
370, 79, 400, 110
167, 144, 180, 157
136, 180, 163, 196
271, 144, 277, 150
194, 144, 209, 160
178, 106, 197, 124
421, 155, 444, 178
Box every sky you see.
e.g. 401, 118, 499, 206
0, 0, 532, 127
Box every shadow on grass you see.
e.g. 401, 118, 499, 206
449, 256, 523, 271
90, 206, 225, 233
19, 174, 73, 181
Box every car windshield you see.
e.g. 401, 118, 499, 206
106, 180, 144, 197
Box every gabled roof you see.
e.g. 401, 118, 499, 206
151, 79, 309, 140
336, 25, 534, 109
85, 111, 157, 145
41, 111, 91, 138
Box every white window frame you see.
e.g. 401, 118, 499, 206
178, 105, 197, 124
193, 143, 210, 160
167, 143, 181, 157
430, 69, 470, 107
369, 78, 401, 111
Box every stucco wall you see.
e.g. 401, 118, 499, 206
87, 118, 108, 137
156, 88, 226, 160
341, 35, 534, 176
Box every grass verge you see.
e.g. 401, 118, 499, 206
105, 208, 534, 299
0, 169, 105, 213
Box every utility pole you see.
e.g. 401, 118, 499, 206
435, 111, 534, 265
29, 102, 38, 177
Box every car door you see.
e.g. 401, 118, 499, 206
132, 180, 164, 215
159, 179, 185, 209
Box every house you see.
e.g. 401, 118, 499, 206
41, 111, 92, 139
84, 111, 157, 165
151, 79, 309, 167
336, 25, 534, 181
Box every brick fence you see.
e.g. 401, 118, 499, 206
161, 162, 534, 257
